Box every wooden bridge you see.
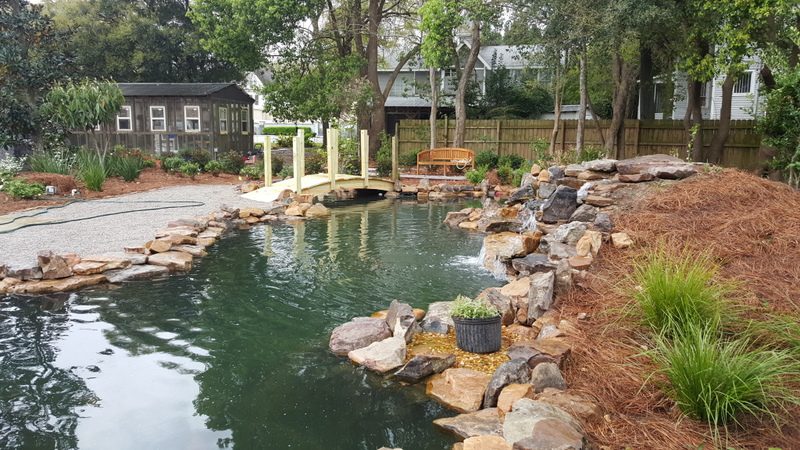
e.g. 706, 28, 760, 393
242, 129, 399, 203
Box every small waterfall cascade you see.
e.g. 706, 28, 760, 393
577, 182, 593, 204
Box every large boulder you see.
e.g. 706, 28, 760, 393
541, 186, 578, 223
508, 185, 535, 206
394, 353, 456, 383
484, 359, 533, 407
537, 182, 556, 200
583, 158, 617, 172
476, 288, 514, 326
427, 368, 492, 413
385, 300, 419, 342
511, 254, 557, 276
329, 317, 392, 356
464, 435, 512, 450
593, 212, 614, 232
147, 251, 192, 272
348, 336, 406, 373
511, 418, 587, 450
503, 399, 585, 448
432, 407, 504, 439
530, 362, 566, 393
527, 271, 555, 321
6, 274, 107, 295
569, 204, 598, 223
482, 232, 539, 270
420, 301, 454, 334
305, 203, 330, 218
616, 154, 697, 179
549, 221, 588, 245
444, 209, 473, 228
535, 388, 602, 423
37, 251, 73, 280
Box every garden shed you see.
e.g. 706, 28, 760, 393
70, 83, 255, 155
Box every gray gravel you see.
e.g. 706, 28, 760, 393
0, 185, 268, 268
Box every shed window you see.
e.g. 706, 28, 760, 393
219, 106, 228, 134
241, 107, 249, 134
733, 71, 752, 94
185, 106, 201, 132
117, 105, 132, 131
150, 106, 166, 132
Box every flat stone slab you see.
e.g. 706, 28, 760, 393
427, 368, 492, 413
432, 407, 504, 439
147, 251, 193, 272
3, 275, 107, 295
329, 317, 392, 356
104, 265, 170, 283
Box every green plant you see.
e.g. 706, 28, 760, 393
496, 164, 514, 185
0, 156, 27, 183
653, 324, 800, 434
628, 247, 732, 337
512, 167, 529, 187
399, 149, 420, 167
205, 160, 223, 176
110, 155, 146, 181
28, 146, 76, 174
275, 136, 294, 148
376, 133, 392, 177
2, 178, 45, 199
79, 161, 106, 191
338, 138, 361, 175
757, 70, 800, 187
262, 125, 315, 137
498, 153, 526, 169
278, 165, 293, 179
465, 165, 489, 184
162, 156, 184, 173
240, 165, 263, 180
305, 150, 326, 174
179, 162, 200, 179
450, 295, 500, 319
271, 155, 284, 176
218, 150, 245, 174
178, 148, 212, 167
577, 146, 606, 163
530, 139, 552, 167
475, 150, 499, 169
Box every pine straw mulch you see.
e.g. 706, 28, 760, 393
555, 169, 800, 449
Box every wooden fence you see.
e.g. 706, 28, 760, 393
396, 119, 766, 171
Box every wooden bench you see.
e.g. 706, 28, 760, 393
416, 148, 475, 175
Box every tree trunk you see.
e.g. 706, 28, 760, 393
684, 78, 704, 161
576, 50, 587, 154
549, 54, 565, 154
429, 67, 438, 149
365, 0, 383, 156
606, 52, 633, 158
707, 73, 734, 164
454, 21, 481, 148
639, 47, 656, 120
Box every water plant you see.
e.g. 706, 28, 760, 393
2, 179, 45, 199
450, 295, 499, 319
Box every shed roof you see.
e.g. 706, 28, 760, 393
117, 83, 254, 103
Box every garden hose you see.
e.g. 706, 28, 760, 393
0, 199, 206, 234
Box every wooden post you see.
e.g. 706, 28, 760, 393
297, 128, 305, 177
444, 116, 449, 147
495, 120, 502, 155
327, 128, 337, 189
560, 120, 567, 153
391, 134, 399, 182
293, 134, 302, 194
263, 137, 272, 187
360, 129, 369, 187
632, 120, 641, 159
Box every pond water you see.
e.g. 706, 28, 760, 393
0, 199, 500, 450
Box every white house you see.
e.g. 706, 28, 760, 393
242, 70, 322, 142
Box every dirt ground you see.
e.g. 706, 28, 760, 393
557, 170, 800, 449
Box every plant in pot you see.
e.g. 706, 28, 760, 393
450, 295, 502, 354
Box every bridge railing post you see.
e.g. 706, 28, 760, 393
293, 131, 303, 194
391, 134, 399, 183
264, 136, 272, 187
327, 128, 338, 190
360, 129, 369, 187
297, 128, 305, 177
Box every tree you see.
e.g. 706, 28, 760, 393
41, 80, 124, 163
0, 0, 71, 152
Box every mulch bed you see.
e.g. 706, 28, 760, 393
557, 170, 800, 448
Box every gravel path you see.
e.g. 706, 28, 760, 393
0, 185, 268, 268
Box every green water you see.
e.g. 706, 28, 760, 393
0, 199, 499, 450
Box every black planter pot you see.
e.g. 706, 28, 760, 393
452, 315, 502, 354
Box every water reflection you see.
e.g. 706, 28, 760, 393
0, 200, 499, 449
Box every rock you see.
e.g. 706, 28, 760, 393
511, 254, 557, 276
537, 324, 564, 340
413, 308, 426, 320
7, 274, 107, 295
103, 264, 169, 283
616, 154, 697, 180
147, 251, 193, 272
433, 407, 504, 439
537, 182, 556, 200
575, 231, 601, 258
527, 272, 555, 321
618, 172, 654, 183
503, 398, 583, 447
239, 207, 265, 218
550, 222, 587, 245
444, 210, 472, 228
427, 368, 492, 413
156, 227, 198, 238
577, 171, 607, 181
510, 418, 586, 450
611, 232, 633, 249
394, 353, 456, 383
530, 362, 566, 393
0, 277, 22, 293
477, 288, 515, 326
530, 339, 571, 368
348, 336, 406, 373
564, 164, 585, 177
593, 213, 613, 232
241, 182, 259, 193
71, 261, 106, 275
305, 203, 330, 218
159, 234, 197, 245
520, 173, 535, 188
124, 245, 149, 254
285, 202, 311, 216
508, 185, 535, 205
464, 435, 512, 450
548, 242, 577, 261
537, 170, 550, 183
498, 383, 535, 412
584, 195, 613, 207
484, 359, 533, 407
385, 300, 419, 343
171, 245, 208, 257
506, 324, 538, 342
421, 301, 454, 334
197, 237, 216, 247
554, 260, 573, 295
0, 265, 6, 279
530, 164, 542, 176
199, 227, 224, 239
548, 166, 565, 181
568, 204, 598, 223
401, 185, 418, 194
568, 256, 592, 270
583, 159, 617, 172
500, 277, 531, 298
541, 186, 578, 223
6, 264, 43, 281
37, 251, 73, 280
535, 388, 602, 423
478, 218, 523, 234
329, 317, 392, 356
146, 239, 172, 253
458, 221, 479, 231
482, 232, 539, 265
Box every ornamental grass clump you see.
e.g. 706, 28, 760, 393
450, 295, 499, 319
653, 323, 800, 435
628, 247, 732, 337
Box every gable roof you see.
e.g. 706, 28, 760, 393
117, 83, 254, 103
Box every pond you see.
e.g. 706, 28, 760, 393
0, 199, 500, 450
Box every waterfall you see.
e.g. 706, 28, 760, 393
577, 182, 593, 203
477, 240, 508, 280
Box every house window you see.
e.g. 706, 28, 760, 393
241, 107, 249, 134
219, 106, 228, 134
150, 106, 166, 132
653, 83, 665, 112
699, 82, 709, 106
117, 105, 132, 131
733, 71, 752, 94
185, 106, 201, 132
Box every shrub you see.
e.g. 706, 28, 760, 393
28, 147, 75, 174
496, 164, 514, 185
450, 295, 499, 319
653, 324, 800, 433
205, 160, 222, 176
218, 150, 244, 174
162, 156, 184, 173
338, 138, 361, 175
178, 148, 212, 167
399, 149, 420, 167
629, 247, 732, 337
271, 155, 284, 176
179, 162, 200, 179
530, 138, 552, 166
275, 136, 294, 148
376, 134, 392, 177
578, 146, 606, 163
0, 156, 26, 183
305, 150, 326, 174
475, 150, 499, 169
111, 155, 145, 182
278, 165, 293, 179
512, 167, 528, 187
240, 165, 263, 180
466, 165, 489, 184
262, 125, 315, 137
2, 178, 45, 199
498, 153, 526, 170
